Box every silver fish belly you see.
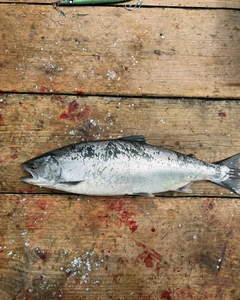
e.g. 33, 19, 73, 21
21, 136, 240, 196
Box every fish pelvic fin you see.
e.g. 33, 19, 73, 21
214, 153, 240, 196
59, 181, 84, 185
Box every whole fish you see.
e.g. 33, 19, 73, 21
21, 136, 240, 197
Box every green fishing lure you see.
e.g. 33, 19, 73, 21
58, 0, 130, 5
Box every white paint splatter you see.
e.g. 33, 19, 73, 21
107, 70, 116, 80
65, 251, 94, 283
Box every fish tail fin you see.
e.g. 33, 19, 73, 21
214, 153, 240, 195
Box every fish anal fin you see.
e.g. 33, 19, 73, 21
119, 135, 146, 143
175, 183, 193, 193
130, 192, 155, 197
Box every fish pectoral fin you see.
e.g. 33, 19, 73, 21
175, 183, 193, 193
130, 192, 155, 197
119, 135, 146, 143
59, 181, 84, 186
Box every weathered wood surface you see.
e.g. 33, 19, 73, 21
1, 93, 240, 196
2, 0, 240, 9
1, 194, 240, 300
1, 1, 240, 299
0, 5, 239, 98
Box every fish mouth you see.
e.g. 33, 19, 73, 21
21, 163, 38, 183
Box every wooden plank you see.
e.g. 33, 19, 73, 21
1, 93, 240, 197
2, 0, 240, 9
0, 5, 239, 98
0, 194, 240, 299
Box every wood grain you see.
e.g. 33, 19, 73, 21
0, 5, 239, 98
1, 194, 240, 299
1, 93, 240, 196
1, 1, 240, 299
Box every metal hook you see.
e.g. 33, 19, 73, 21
51, 1, 67, 25
125, 0, 142, 11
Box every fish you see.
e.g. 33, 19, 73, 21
21, 135, 240, 197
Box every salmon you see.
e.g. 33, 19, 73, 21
21, 136, 240, 196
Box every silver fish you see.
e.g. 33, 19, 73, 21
21, 136, 240, 197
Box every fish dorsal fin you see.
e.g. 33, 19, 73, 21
118, 135, 146, 143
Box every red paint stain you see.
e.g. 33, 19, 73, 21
26, 221, 38, 230
112, 274, 121, 284
40, 86, 48, 93
59, 102, 91, 121
106, 200, 123, 211
135, 241, 162, 269
128, 220, 138, 233
103, 202, 139, 232
161, 289, 172, 300
81, 103, 90, 118
151, 227, 156, 232
59, 100, 80, 119
76, 90, 84, 95
10, 153, 18, 159
68, 100, 79, 113
38, 201, 48, 210
208, 200, 215, 210
121, 210, 132, 220
19, 101, 28, 111
11, 89, 17, 93
121, 210, 138, 233
0, 63, 3, 67
0, 114, 4, 123
18, 186, 33, 193
60, 112, 69, 119
35, 247, 49, 262
135, 241, 147, 249
138, 250, 162, 268
51, 95, 64, 103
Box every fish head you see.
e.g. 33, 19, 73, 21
21, 155, 62, 187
